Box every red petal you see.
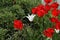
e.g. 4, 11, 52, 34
45, 4, 51, 11
52, 9, 59, 17
51, 2, 59, 9
50, 17, 59, 23
43, 28, 54, 38
44, 0, 52, 4
31, 7, 37, 14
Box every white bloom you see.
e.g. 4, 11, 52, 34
56, 0, 60, 4
55, 29, 59, 33
26, 14, 36, 22
46, 37, 52, 40
42, 0, 45, 5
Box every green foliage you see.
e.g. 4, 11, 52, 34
0, 0, 60, 40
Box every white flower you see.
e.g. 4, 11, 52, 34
26, 14, 36, 22
46, 37, 52, 40
55, 29, 59, 33
42, 0, 45, 5
56, 0, 60, 4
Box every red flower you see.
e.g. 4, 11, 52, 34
14, 20, 23, 30
54, 22, 60, 30
43, 28, 54, 38
37, 9, 46, 17
37, 10, 45, 17
45, 4, 51, 11
51, 2, 59, 9
58, 10, 60, 14
52, 9, 59, 17
38, 4, 44, 7
44, 0, 52, 4
31, 7, 37, 14
37, 4, 44, 10
36, 4, 47, 17
50, 17, 59, 23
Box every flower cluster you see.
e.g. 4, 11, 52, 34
32, 0, 60, 17
32, 0, 60, 39
32, 4, 47, 17
13, 0, 60, 40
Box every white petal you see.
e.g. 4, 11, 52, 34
46, 37, 52, 40
55, 29, 59, 33
28, 14, 30, 17
56, 0, 60, 4
42, 0, 45, 5
26, 16, 29, 19
26, 14, 36, 22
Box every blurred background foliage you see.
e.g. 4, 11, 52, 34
0, 0, 60, 40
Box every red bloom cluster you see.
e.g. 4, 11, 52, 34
32, 0, 59, 17
14, 20, 23, 30
13, 0, 60, 39
40, 0, 60, 38
43, 28, 54, 38
32, 4, 47, 17
32, 0, 60, 38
